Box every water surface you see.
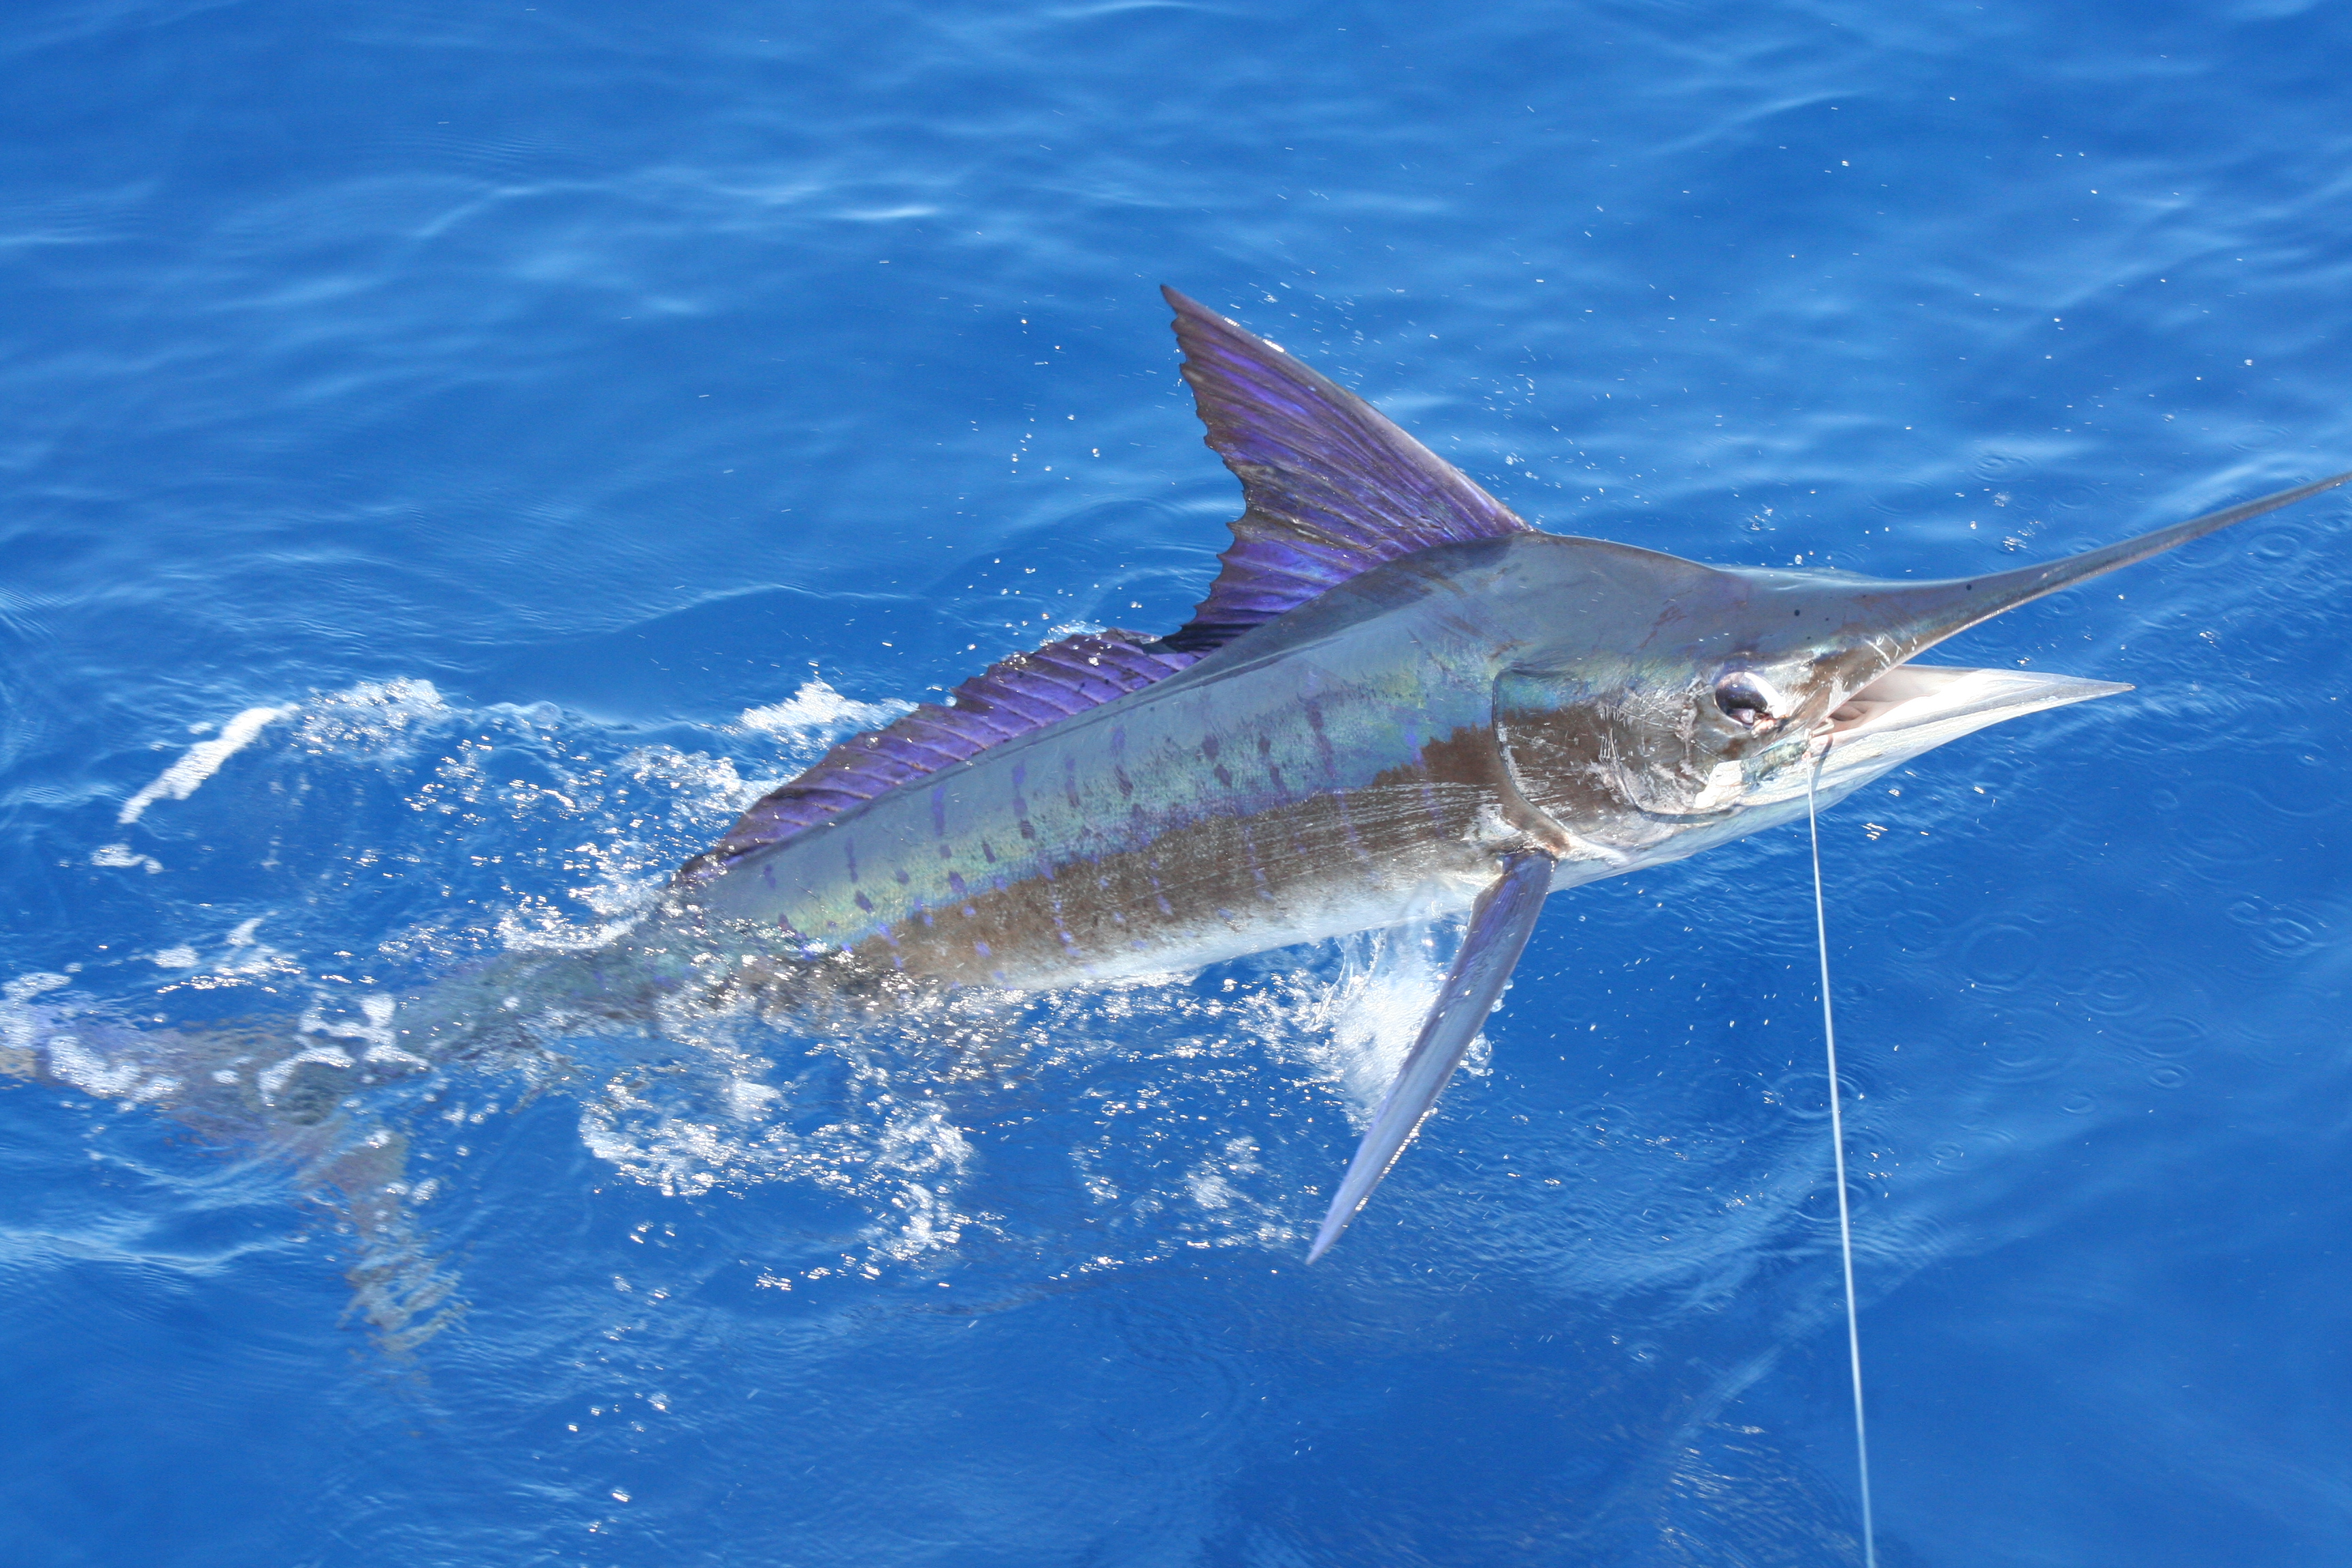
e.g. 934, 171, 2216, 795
4, 2, 2351, 1563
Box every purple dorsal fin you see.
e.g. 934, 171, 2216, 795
1156, 286, 1535, 653
681, 290, 1527, 879
679, 630, 1200, 882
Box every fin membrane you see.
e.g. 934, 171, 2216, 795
1309, 851, 1553, 1262
1159, 286, 1533, 653
680, 630, 1199, 882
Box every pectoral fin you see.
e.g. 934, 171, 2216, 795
1307, 851, 1554, 1262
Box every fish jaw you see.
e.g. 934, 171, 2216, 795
1583, 664, 2134, 872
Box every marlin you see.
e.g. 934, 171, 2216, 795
673, 287, 2349, 1260
9, 291, 2342, 1275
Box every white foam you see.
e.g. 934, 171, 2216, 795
44, 1033, 146, 1098
300, 991, 401, 1053
3, 973, 69, 1004
341, 994, 429, 1070
739, 679, 912, 740
258, 1044, 355, 1103
576, 1036, 975, 1271
118, 705, 289, 823
212, 913, 297, 979
1184, 1136, 1262, 1211
724, 1078, 781, 1120
0, 977, 66, 1062
91, 843, 162, 874
291, 679, 446, 755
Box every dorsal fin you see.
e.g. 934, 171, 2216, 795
678, 630, 1200, 883
1156, 286, 1534, 653
683, 290, 1529, 880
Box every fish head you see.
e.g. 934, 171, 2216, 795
1491, 549, 1918, 842
1494, 471, 2348, 849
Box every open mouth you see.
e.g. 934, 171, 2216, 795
1827, 664, 1989, 736
1726, 662, 2136, 811
1823, 663, 2129, 741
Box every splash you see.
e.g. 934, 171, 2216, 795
289, 677, 448, 757
1315, 921, 1458, 1117
18, 670, 1695, 1337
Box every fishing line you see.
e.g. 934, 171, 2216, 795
1808, 744, 1878, 1568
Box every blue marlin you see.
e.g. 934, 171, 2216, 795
674, 288, 2349, 1260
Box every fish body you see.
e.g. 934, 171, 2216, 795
704, 540, 1515, 985
693, 532, 2082, 991
698, 537, 1576, 987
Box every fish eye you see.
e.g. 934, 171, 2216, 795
1713, 670, 1783, 730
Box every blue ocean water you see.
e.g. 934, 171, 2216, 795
4, 1, 2350, 1561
